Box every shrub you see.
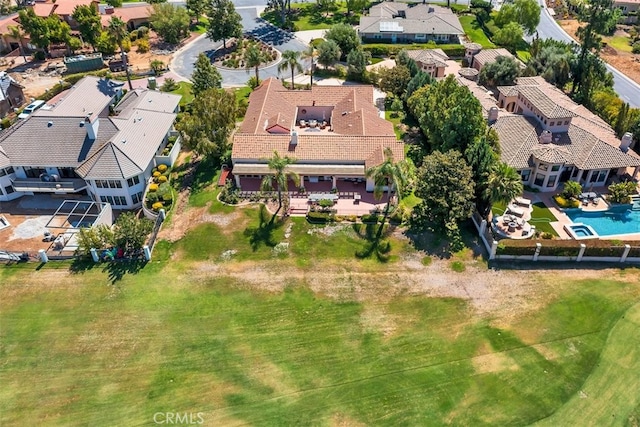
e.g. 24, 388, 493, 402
152, 202, 164, 211
157, 164, 168, 172
562, 181, 582, 199
153, 171, 161, 177
307, 212, 334, 223
148, 183, 158, 192
147, 192, 159, 204
157, 182, 171, 199
633, 42, 640, 54
1, 117, 11, 129
137, 38, 150, 53
361, 214, 381, 223
319, 199, 334, 208
608, 181, 636, 204
161, 78, 178, 92
137, 25, 149, 35
553, 195, 580, 208
158, 175, 168, 183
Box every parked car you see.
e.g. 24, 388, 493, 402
18, 100, 45, 119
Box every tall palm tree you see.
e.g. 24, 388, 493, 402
365, 147, 409, 219
485, 162, 524, 213
108, 16, 132, 90
301, 44, 317, 86
261, 151, 300, 216
278, 50, 303, 90
8, 25, 27, 62
244, 45, 264, 85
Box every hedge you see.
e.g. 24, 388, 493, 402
361, 43, 466, 58
361, 214, 382, 223
307, 212, 335, 223
497, 238, 640, 258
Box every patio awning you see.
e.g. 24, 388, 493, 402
232, 163, 365, 176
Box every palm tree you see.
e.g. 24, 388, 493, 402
244, 45, 264, 85
485, 162, 524, 213
261, 151, 300, 216
108, 17, 132, 90
365, 147, 409, 220
8, 25, 27, 62
278, 50, 303, 90
301, 44, 317, 86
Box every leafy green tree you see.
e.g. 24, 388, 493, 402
316, 39, 341, 68
478, 56, 520, 87
404, 71, 433, 102
150, 59, 165, 75
493, 21, 524, 52
76, 225, 115, 256
72, 4, 101, 51
114, 212, 154, 253
407, 75, 486, 153
325, 23, 360, 60
414, 150, 475, 244
191, 52, 222, 96
494, 3, 518, 28
8, 25, 28, 61
244, 45, 265, 84
186, 0, 206, 23
267, 0, 289, 27
525, 39, 574, 88
317, 0, 337, 16
150, 3, 190, 44
345, 0, 367, 15
176, 88, 238, 158
346, 48, 370, 81
365, 147, 410, 219
95, 30, 118, 55
614, 102, 630, 138
495, 0, 540, 36
206, 0, 242, 49
395, 50, 419, 77
562, 181, 583, 199
572, 0, 619, 98
378, 65, 411, 98
278, 50, 303, 89
19, 9, 71, 54
465, 136, 498, 216
486, 162, 523, 212
573, 53, 612, 106
105, 0, 123, 7
108, 16, 132, 89
608, 181, 637, 204
261, 151, 300, 216
390, 97, 403, 118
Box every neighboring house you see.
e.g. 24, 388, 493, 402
30, 0, 100, 30
485, 76, 640, 192
359, 2, 463, 44
0, 72, 25, 117
0, 76, 182, 208
464, 44, 522, 71
100, 4, 151, 30
231, 78, 404, 192
406, 49, 449, 77
0, 14, 25, 54
614, 0, 639, 24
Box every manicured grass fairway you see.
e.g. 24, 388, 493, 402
1, 260, 639, 425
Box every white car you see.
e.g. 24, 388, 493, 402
18, 100, 45, 119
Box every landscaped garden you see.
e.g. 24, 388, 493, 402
145, 164, 174, 213
493, 200, 560, 237
211, 38, 279, 69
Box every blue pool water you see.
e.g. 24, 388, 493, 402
565, 205, 640, 236
569, 225, 595, 237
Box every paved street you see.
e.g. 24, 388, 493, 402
533, 1, 640, 108
171, 7, 309, 86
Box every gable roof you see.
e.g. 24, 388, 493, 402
54, 0, 98, 16
473, 48, 514, 66
100, 4, 151, 27
406, 49, 449, 67
360, 1, 463, 35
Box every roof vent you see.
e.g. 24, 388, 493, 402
620, 132, 633, 153
121, 139, 127, 144
47, 121, 53, 127
539, 130, 552, 144
79, 121, 85, 127
342, 111, 348, 116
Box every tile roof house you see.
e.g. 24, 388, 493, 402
0, 72, 25, 117
483, 76, 640, 192
359, 2, 463, 44
0, 76, 181, 208
100, 4, 151, 30
614, 0, 639, 24
231, 78, 404, 192
406, 49, 449, 77
30, 0, 100, 30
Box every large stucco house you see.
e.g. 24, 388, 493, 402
0, 76, 181, 208
482, 76, 640, 191
359, 2, 463, 44
231, 78, 404, 192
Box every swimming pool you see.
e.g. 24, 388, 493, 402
565, 205, 640, 237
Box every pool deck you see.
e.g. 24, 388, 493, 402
530, 188, 640, 241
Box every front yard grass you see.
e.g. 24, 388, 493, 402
2, 259, 639, 425
605, 35, 633, 53
169, 81, 194, 107
459, 15, 496, 48
262, 1, 365, 31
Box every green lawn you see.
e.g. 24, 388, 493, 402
262, 1, 365, 31
189, 16, 210, 35
605, 35, 633, 53
2, 258, 639, 425
459, 15, 496, 48
169, 81, 194, 106
493, 201, 559, 236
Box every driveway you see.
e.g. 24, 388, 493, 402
171, 7, 309, 86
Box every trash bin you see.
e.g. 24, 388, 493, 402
147, 76, 156, 90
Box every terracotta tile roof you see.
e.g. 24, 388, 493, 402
54, 0, 97, 16
532, 144, 572, 163
232, 134, 403, 167
455, 76, 498, 117
100, 5, 151, 27
517, 86, 577, 119
472, 48, 513, 67
0, 14, 20, 36
31, 2, 56, 17
406, 49, 449, 67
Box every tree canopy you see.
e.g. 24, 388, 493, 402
325, 23, 360, 60
191, 53, 222, 96
365, 147, 410, 218
407, 75, 486, 153
261, 151, 300, 215
206, 0, 242, 49
113, 212, 154, 253
72, 4, 101, 50
346, 48, 370, 81
18, 9, 72, 52
150, 3, 190, 44
278, 50, 303, 89
493, 21, 524, 52
176, 88, 238, 158
316, 39, 341, 68
404, 71, 434, 102
378, 65, 412, 98
465, 135, 498, 216
186, 0, 206, 23
495, 0, 540, 36
478, 56, 520, 87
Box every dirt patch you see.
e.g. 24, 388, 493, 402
0, 214, 52, 252
472, 352, 520, 374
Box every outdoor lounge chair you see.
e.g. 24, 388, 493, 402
592, 197, 601, 206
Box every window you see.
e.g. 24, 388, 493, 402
551, 165, 561, 172
520, 169, 531, 182
108, 180, 122, 188
112, 196, 127, 206
127, 175, 140, 187
538, 163, 548, 171
547, 175, 557, 187
23, 166, 46, 179
550, 121, 555, 126
6, 167, 13, 174
534, 173, 545, 186
4, 185, 15, 194
132, 192, 143, 204
0, 169, 5, 177
596, 170, 607, 182
564, 120, 570, 125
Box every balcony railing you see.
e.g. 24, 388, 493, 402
12, 178, 87, 193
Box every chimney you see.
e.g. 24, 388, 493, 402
105, 5, 114, 14
539, 130, 552, 144
290, 130, 298, 146
620, 132, 633, 153
86, 117, 100, 140
488, 107, 498, 123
